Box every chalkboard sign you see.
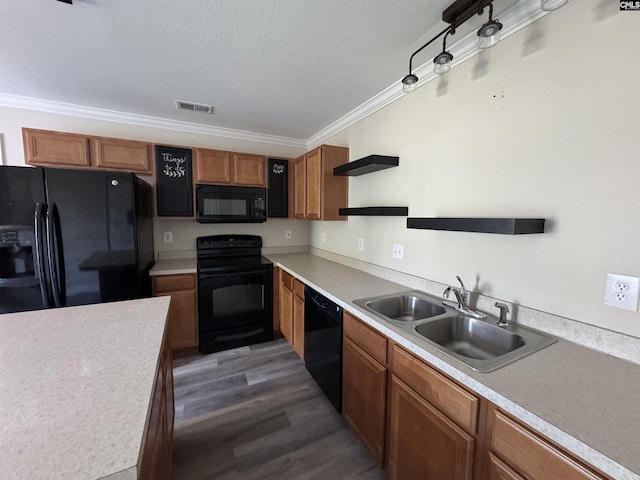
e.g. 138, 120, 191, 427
155, 145, 193, 217
267, 158, 288, 217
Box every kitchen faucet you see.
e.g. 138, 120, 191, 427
443, 276, 487, 319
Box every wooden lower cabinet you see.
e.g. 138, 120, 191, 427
280, 279, 294, 343
292, 284, 304, 359
138, 328, 174, 480
152, 274, 198, 351
486, 406, 608, 480
387, 374, 475, 480
342, 336, 387, 466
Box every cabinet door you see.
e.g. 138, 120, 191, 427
387, 375, 474, 480
233, 153, 265, 186
488, 408, 605, 480
280, 284, 293, 344
23, 128, 90, 167
196, 149, 232, 184
305, 147, 322, 220
153, 275, 198, 351
487, 453, 526, 480
343, 337, 386, 466
90, 137, 151, 172
293, 291, 304, 360
293, 155, 306, 219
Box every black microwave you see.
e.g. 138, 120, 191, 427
196, 185, 266, 223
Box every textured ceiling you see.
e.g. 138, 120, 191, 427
0, 0, 517, 140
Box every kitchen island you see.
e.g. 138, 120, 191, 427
0, 296, 172, 480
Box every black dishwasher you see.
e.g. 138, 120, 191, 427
304, 285, 343, 413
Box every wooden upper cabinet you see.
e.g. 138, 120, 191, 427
90, 137, 151, 172
195, 149, 232, 184
293, 155, 307, 219
23, 128, 152, 173
23, 128, 90, 167
294, 145, 348, 221
194, 149, 266, 186
233, 153, 265, 186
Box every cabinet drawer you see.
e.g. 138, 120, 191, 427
293, 278, 304, 298
281, 270, 293, 290
153, 274, 196, 294
391, 344, 478, 434
344, 311, 387, 365
489, 409, 605, 480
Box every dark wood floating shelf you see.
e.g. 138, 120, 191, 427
333, 155, 399, 176
406, 217, 546, 235
339, 207, 409, 216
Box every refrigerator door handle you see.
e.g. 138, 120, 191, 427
46, 202, 65, 307
34, 202, 51, 308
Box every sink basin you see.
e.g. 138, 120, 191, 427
355, 292, 447, 322
353, 290, 557, 372
415, 316, 524, 360
413, 315, 557, 372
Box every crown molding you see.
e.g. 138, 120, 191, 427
306, 0, 548, 149
0, 93, 308, 150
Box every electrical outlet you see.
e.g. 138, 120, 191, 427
604, 273, 640, 311
285, 230, 292, 240
357, 237, 364, 251
321, 232, 326, 242
392, 243, 404, 260
163, 231, 173, 243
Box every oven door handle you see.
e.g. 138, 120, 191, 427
198, 269, 270, 279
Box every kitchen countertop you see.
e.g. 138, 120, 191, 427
265, 253, 640, 480
0, 296, 171, 480
149, 257, 197, 276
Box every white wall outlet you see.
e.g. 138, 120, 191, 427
357, 237, 364, 251
604, 273, 640, 312
285, 230, 292, 240
321, 232, 326, 242
163, 231, 173, 243
392, 243, 404, 260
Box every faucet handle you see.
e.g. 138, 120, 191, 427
455, 276, 467, 296
494, 302, 509, 327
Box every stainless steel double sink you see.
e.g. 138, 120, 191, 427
353, 291, 556, 372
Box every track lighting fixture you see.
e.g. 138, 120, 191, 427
477, 3, 502, 49
433, 31, 454, 75
400, 0, 500, 93
541, 0, 569, 10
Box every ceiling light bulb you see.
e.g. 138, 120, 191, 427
433, 52, 453, 74
401, 74, 419, 93
541, 0, 568, 10
477, 19, 503, 49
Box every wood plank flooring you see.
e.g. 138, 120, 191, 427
171, 338, 388, 479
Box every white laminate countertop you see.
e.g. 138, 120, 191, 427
264, 253, 640, 480
149, 257, 197, 276
0, 296, 171, 480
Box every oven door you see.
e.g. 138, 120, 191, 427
196, 185, 266, 223
198, 269, 273, 352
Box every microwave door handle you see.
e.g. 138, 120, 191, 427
34, 203, 52, 308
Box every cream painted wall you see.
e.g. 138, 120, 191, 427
0, 106, 309, 254
313, 1, 640, 338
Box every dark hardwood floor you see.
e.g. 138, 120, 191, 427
171, 338, 387, 479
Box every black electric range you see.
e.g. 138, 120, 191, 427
196, 234, 273, 354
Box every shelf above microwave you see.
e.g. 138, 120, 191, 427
333, 155, 399, 176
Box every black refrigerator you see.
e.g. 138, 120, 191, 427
0, 166, 154, 314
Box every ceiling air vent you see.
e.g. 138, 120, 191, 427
176, 100, 214, 114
